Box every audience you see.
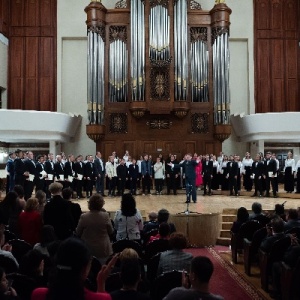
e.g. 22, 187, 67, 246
157, 209, 176, 234
62, 187, 82, 228
249, 202, 269, 225
148, 222, 170, 244
260, 218, 286, 253
76, 193, 113, 265
31, 237, 112, 300
157, 232, 193, 275
284, 208, 300, 231
43, 183, 75, 240
114, 193, 143, 241
143, 211, 158, 234
35, 190, 46, 216
12, 185, 26, 210
0, 229, 19, 269
230, 207, 249, 233
0, 267, 18, 299
110, 258, 150, 300
163, 256, 224, 300
18, 197, 43, 245
33, 225, 57, 257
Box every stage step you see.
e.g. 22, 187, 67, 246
216, 237, 231, 246
222, 214, 236, 222
220, 230, 231, 238
222, 222, 233, 230
222, 208, 237, 215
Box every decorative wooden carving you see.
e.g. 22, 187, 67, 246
86, 124, 106, 142
211, 27, 229, 44
88, 25, 105, 41
109, 26, 127, 43
190, 27, 207, 43
115, 0, 127, 9
150, 67, 170, 101
190, 0, 202, 10
213, 124, 231, 142
149, 0, 169, 9
109, 113, 128, 133
191, 113, 209, 134
146, 119, 172, 129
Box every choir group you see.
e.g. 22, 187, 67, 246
5, 149, 299, 200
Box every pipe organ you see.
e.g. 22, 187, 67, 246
85, 0, 232, 159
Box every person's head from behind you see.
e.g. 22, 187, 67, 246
148, 211, 157, 222
20, 249, 45, 277
2, 191, 18, 209
47, 238, 92, 299
121, 193, 137, 217
25, 197, 39, 212
158, 209, 170, 223
40, 225, 57, 247
189, 256, 214, 286
88, 194, 104, 212
62, 188, 73, 200
252, 202, 262, 215
287, 208, 298, 221
13, 185, 24, 198
158, 222, 170, 238
237, 207, 249, 223
169, 232, 187, 250
271, 217, 284, 234
35, 190, 46, 206
49, 182, 63, 196
120, 258, 141, 289
119, 248, 139, 262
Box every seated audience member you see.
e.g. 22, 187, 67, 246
230, 207, 249, 233
19, 249, 47, 287
260, 218, 286, 253
31, 237, 112, 300
143, 212, 158, 234
0, 267, 19, 299
0, 229, 19, 269
267, 204, 286, 222
114, 193, 143, 241
157, 232, 193, 275
249, 202, 269, 225
163, 256, 224, 300
76, 193, 113, 265
284, 208, 300, 231
157, 209, 176, 234
110, 258, 150, 300
148, 222, 170, 244
35, 190, 46, 216
34, 225, 57, 257
18, 197, 43, 246
62, 187, 82, 228
12, 185, 26, 210
43, 183, 75, 240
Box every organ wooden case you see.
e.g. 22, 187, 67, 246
85, 0, 231, 160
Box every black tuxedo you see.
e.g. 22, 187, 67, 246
202, 160, 213, 195
94, 157, 105, 194
44, 160, 55, 198
128, 164, 139, 195
84, 161, 95, 197
165, 160, 179, 195
264, 159, 277, 196
35, 162, 46, 192
54, 161, 64, 180
74, 161, 85, 198
227, 161, 239, 195
23, 158, 37, 200
117, 164, 128, 195
64, 161, 75, 189
252, 161, 264, 196
14, 157, 25, 186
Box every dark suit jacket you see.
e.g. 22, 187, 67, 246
227, 161, 239, 177
14, 158, 25, 178
128, 164, 139, 179
117, 164, 127, 180
173, 160, 198, 180
35, 162, 45, 179
264, 159, 277, 176
141, 160, 152, 176
202, 160, 213, 176
64, 161, 75, 177
94, 158, 105, 176
24, 159, 37, 180
74, 161, 85, 177
54, 162, 64, 180
84, 162, 95, 178
43, 195, 75, 240
44, 160, 55, 176
260, 232, 286, 253
252, 161, 264, 177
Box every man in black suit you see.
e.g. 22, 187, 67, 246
6, 152, 16, 192
251, 153, 265, 197
169, 153, 199, 203
227, 155, 239, 196
84, 155, 95, 198
74, 155, 85, 199
260, 218, 286, 253
54, 154, 65, 187
128, 158, 139, 195
64, 154, 75, 190
264, 152, 278, 198
165, 154, 179, 195
117, 159, 128, 196
23, 151, 36, 200
44, 153, 55, 198
14, 149, 25, 187
202, 155, 213, 196
35, 154, 46, 192
94, 151, 105, 196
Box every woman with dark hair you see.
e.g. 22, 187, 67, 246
33, 225, 57, 257
76, 194, 113, 265
230, 207, 249, 233
31, 237, 112, 300
114, 193, 143, 241
0, 191, 23, 235
0, 267, 19, 299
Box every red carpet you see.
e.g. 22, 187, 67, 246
185, 247, 266, 300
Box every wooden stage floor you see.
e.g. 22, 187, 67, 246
75, 187, 300, 217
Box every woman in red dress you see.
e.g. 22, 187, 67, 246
194, 154, 203, 189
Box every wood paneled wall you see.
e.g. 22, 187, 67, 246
7, 0, 57, 111
0, 0, 9, 37
255, 0, 300, 113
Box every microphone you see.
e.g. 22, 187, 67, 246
281, 201, 287, 207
